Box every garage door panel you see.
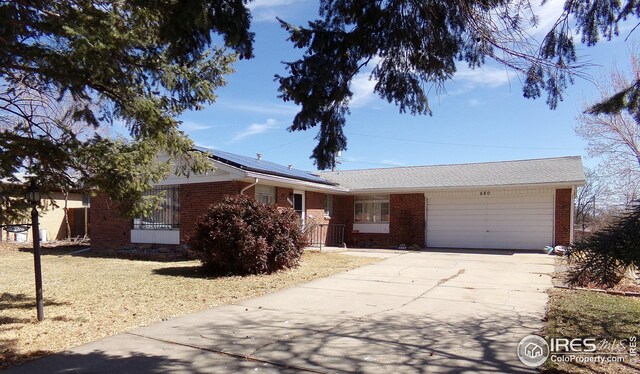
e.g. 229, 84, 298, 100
488, 215, 553, 225
427, 192, 554, 250
485, 204, 553, 212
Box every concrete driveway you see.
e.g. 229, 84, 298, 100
4, 250, 554, 373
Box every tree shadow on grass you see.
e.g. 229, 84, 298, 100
0, 340, 52, 372
153, 264, 271, 279
0, 293, 69, 311
151, 264, 238, 280
0, 348, 201, 374
152, 265, 210, 278
17, 244, 89, 256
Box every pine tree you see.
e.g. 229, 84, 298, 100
569, 202, 640, 287
277, 0, 640, 169
0, 0, 253, 220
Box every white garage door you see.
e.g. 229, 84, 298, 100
426, 191, 554, 250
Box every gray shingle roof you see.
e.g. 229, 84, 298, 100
319, 156, 585, 191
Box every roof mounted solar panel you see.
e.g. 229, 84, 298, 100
193, 146, 334, 185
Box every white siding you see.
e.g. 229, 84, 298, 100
426, 188, 554, 250
353, 223, 390, 234
131, 229, 180, 245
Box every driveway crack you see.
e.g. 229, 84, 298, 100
126, 332, 334, 374
246, 319, 353, 360
366, 268, 466, 317
128, 268, 466, 372
245, 269, 468, 360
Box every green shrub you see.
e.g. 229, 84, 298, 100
568, 201, 640, 287
188, 194, 307, 275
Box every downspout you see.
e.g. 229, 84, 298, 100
240, 178, 259, 195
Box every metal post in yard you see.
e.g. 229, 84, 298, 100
31, 206, 44, 321
25, 180, 44, 321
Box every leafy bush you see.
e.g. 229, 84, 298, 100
568, 201, 640, 287
188, 194, 307, 275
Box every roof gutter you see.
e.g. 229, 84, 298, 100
244, 171, 350, 193
240, 178, 259, 194
344, 181, 586, 194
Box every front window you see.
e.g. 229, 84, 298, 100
255, 185, 276, 204
133, 186, 180, 229
354, 195, 389, 223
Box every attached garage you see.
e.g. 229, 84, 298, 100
320, 156, 585, 250
426, 189, 555, 250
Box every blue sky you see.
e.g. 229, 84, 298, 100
177, 0, 635, 172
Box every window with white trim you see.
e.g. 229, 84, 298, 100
354, 195, 390, 223
255, 185, 276, 205
133, 186, 180, 229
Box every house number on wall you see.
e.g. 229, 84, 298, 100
480, 191, 491, 196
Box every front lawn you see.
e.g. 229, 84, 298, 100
544, 288, 640, 373
0, 243, 380, 370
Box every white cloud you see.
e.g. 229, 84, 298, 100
468, 98, 480, 107
232, 118, 279, 142
247, 0, 308, 23
380, 159, 406, 167
194, 142, 219, 150
349, 57, 383, 108
454, 65, 512, 88
350, 72, 378, 108
180, 120, 214, 132
247, 0, 299, 10
220, 100, 298, 116
527, 0, 567, 37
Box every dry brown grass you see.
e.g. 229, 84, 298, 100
544, 288, 640, 373
0, 242, 380, 370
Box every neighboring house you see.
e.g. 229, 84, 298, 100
90, 148, 585, 258
2, 190, 90, 243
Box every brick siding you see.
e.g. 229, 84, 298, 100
305, 191, 330, 225
331, 193, 425, 248
332, 195, 354, 245
90, 193, 131, 250
90, 181, 249, 257
275, 187, 293, 208
305, 191, 333, 245
390, 194, 425, 246
555, 188, 572, 245
179, 181, 249, 243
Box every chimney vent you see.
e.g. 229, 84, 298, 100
256, 153, 262, 161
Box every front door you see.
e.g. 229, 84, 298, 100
293, 190, 305, 224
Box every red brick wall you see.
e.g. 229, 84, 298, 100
91, 181, 250, 251
555, 188, 572, 245
331, 193, 425, 248
332, 195, 354, 243
390, 193, 425, 246
305, 191, 332, 245
275, 187, 293, 209
179, 181, 249, 243
305, 191, 330, 225
90, 193, 132, 250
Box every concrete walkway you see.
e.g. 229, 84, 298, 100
4, 250, 555, 373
